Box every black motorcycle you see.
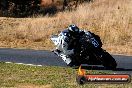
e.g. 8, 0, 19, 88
51, 33, 117, 70
70, 33, 117, 70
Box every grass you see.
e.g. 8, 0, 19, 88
0, 62, 132, 88
0, 0, 132, 55
0, 0, 131, 87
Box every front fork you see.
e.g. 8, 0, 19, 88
59, 54, 72, 65
53, 50, 72, 65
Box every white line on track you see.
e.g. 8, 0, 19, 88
5, 62, 43, 67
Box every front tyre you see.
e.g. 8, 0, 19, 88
101, 52, 117, 70
67, 61, 81, 69
67, 55, 81, 68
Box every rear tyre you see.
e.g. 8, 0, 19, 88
101, 52, 117, 70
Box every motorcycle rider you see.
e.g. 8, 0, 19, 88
53, 24, 102, 66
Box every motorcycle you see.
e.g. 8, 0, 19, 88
50, 34, 117, 70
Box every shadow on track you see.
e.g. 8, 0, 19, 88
80, 65, 132, 71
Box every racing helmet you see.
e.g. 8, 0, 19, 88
68, 24, 79, 36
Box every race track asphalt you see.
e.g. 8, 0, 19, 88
0, 48, 132, 74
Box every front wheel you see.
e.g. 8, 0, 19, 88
101, 52, 117, 70
67, 61, 81, 69
67, 54, 81, 68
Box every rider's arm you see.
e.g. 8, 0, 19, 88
83, 30, 102, 47
83, 30, 92, 37
56, 32, 73, 55
61, 35, 74, 55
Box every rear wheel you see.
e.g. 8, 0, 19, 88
101, 52, 117, 70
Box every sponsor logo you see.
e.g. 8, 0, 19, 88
76, 65, 131, 84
